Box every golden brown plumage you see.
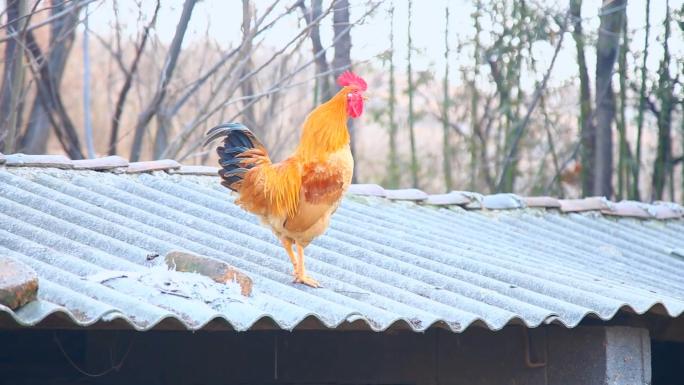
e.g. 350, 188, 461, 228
205, 71, 367, 287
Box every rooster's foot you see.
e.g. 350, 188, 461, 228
293, 274, 321, 288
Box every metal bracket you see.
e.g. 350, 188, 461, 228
523, 327, 547, 368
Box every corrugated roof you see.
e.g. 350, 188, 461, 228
1, 158, 684, 332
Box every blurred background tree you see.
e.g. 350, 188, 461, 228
0, 0, 682, 202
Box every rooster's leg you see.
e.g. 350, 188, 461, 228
293, 243, 320, 288
280, 238, 298, 278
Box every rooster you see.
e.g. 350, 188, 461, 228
204, 71, 367, 288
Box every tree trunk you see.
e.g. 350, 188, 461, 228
386, 4, 399, 188
21, 1, 81, 155
132, 0, 197, 161
331, 0, 357, 182
331, 0, 351, 84
570, 0, 595, 197
486, 48, 513, 192
616, 12, 629, 200
496, 10, 568, 193
651, 0, 672, 201
593, 0, 625, 198
0, 0, 27, 153
498, 0, 526, 193
407, 0, 419, 188
238, 0, 257, 135
299, 0, 331, 103
633, 0, 650, 200
22, 1, 84, 159
82, 3, 95, 158
469, 0, 482, 191
441, 5, 452, 191
109, 0, 160, 155
681, 99, 684, 204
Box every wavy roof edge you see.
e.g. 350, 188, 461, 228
1, 299, 677, 332
1, 152, 682, 221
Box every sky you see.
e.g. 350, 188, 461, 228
86, 0, 683, 89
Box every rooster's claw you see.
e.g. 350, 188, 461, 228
293, 274, 321, 288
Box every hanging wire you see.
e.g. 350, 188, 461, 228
53, 331, 135, 378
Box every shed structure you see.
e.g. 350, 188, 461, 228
1, 154, 683, 385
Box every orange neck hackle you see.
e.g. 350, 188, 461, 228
295, 87, 351, 160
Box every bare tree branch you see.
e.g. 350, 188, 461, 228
0, 0, 29, 152
160, 0, 283, 126
297, 0, 331, 102
236, 0, 258, 135
129, 0, 197, 161
164, 0, 367, 160
90, 29, 129, 76
20, 0, 85, 158
24, 30, 83, 158
108, 0, 160, 155
496, 9, 569, 192
0, 0, 98, 44
82, 2, 95, 158
593, 0, 626, 197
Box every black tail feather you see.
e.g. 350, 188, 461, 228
219, 168, 248, 190
205, 122, 265, 192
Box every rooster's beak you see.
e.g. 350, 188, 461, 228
362, 94, 369, 101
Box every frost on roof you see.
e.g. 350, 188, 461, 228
0, 165, 683, 332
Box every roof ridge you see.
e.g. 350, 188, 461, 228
1, 153, 682, 220
349, 183, 683, 220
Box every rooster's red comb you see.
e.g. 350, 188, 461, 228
337, 71, 367, 91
